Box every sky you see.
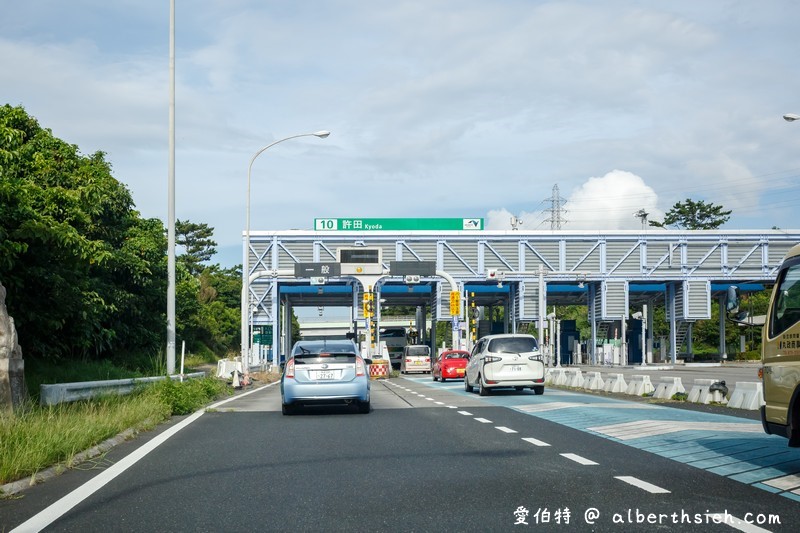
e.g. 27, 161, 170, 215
3, 1, 800, 268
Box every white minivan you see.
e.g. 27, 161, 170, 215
464, 334, 545, 395
400, 344, 431, 374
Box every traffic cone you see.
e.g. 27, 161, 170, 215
232, 369, 241, 389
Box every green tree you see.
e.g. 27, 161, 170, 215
649, 198, 732, 230
0, 104, 166, 361
176, 219, 217, 275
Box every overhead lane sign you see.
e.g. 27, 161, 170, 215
314, 218, 484, 231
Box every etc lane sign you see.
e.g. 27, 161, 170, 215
314, 218, 484, 231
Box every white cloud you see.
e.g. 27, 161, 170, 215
565, 170, 662, 230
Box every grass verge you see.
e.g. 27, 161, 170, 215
0, 377, 230, 487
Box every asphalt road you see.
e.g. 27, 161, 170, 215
2, 377, 799, 532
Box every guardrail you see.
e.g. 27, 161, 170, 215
39, 372, 206, 406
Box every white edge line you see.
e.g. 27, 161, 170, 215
11, 382, 276, 532
614, 475, 670, 494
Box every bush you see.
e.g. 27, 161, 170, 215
148, 377, 229, 415
733, 350, 761, 361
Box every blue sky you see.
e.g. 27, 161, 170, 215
3, 1, 800, 267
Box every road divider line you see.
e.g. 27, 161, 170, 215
561, 453, 599, 466
496, 426, 517, 433
614, 475, 670, 494
458, 411, 473, 416
522, 437, 551, 447
474, 418, 493, 424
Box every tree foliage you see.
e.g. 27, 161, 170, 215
649, 198, 732, 230
0, 104, 168, 360
176, 219, 217, 276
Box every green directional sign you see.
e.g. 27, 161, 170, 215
314, 218, 484, 231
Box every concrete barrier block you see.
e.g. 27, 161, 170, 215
653, 377, 686, 399
625, 374, 655, 396
687, 378, 728, 404
582, 371, 605, 390
217, 360, 243, 378
564, 369, 584, 387
548, 368, 567, 386
727, 382, 764, 410
604, 373, 627, 393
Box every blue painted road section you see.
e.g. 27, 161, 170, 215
405, 376, 800, 503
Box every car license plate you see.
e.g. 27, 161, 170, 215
316, 370, 336, 380
509, 365, 523, 372
456, 368, 465, 375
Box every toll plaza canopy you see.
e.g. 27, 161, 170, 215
243, 228, 800, 365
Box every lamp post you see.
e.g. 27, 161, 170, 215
241, 131, 330, 373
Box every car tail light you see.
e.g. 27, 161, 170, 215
484, 356, 501, 364
425, 357, 430, 363
356, 357, 366, 376
528, 355, 543, 361
285, 358, 295, 378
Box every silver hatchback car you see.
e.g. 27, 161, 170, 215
281, 339, 371, 415
464, 334, 545, 396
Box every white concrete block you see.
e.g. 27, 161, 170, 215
564, 369, 584, 388
727, 382, 764, 410
687, 378, 728, 404
216, 360, 243, 378
604, 373, 628, 393
625, 374, 655, 396
653, 377, 686, 400
549, 368, 567, 386
582, 371, 605, 390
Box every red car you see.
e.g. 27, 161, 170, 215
432, 350, 470, 382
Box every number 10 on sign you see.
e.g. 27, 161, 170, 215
449, 291, 461, 316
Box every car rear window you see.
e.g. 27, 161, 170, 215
445, 352, 469, 359
407, 346, 429, 356
487, 337, 538, 354
294, 352, 357, 364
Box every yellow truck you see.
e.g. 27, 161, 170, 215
730, 243, 800, 446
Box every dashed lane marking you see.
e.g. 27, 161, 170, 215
522, 437, 551, 447
561, 453, 599, 466
458, 411, 473, 416
496, 426, 517, 433
474, 418, 493, 424
614, 475, 670, 494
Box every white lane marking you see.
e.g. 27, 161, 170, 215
10, 382, 277, 533
588, 420, 761, 441
522, 437, 551, 447
434, 401, 444, 405
561, 453, 599, 466
496, 426, 517, 433
474, 418, 493, 424
425, 397, 434, 401
447, 405, 458, 409
516, 401, 657, 413
763, 474, 800, 491
707, 513, 773, 533
614, 476, 670, 494
458, 411, 473, 416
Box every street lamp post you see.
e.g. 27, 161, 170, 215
241, 131, 330, 373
